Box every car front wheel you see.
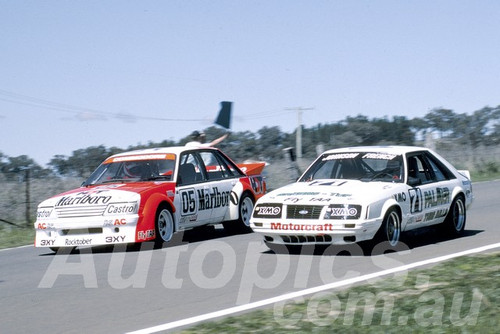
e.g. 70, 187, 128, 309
373, 207, 402, 249
223, 192, 253, 233
155, 205, 174, 247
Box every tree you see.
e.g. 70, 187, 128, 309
424, 108, 457, 138
66, 145, 112, 178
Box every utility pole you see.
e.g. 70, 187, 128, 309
286, 107, 314, 159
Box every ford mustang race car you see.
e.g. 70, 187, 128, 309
35, 146, 266, 252
250, 146, 473, 250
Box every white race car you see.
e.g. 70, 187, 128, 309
250, 146, 473, 250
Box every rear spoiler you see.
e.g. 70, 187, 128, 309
237, 162, 266, 176
458, 170, 471, 181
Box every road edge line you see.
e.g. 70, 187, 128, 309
126, 242, 500, 334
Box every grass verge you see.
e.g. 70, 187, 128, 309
0, 227, 35, 250
181, 252, 500, 333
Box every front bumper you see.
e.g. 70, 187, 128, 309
34, 215, 139, 248
250, 218, 382, 245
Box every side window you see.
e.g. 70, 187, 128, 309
425, 157, 447, 182
178, 152, 205, 185
407, 154, 433, 185
425, 152, 456, 181
200, 151, 233, 180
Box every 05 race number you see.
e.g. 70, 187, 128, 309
180, 188, 197, 216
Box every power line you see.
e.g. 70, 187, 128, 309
0, 88, 300, 123
0, 89, 204, 122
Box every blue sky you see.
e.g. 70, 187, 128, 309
2, 1, 500, 166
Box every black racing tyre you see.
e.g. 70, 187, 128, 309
223, 192, 254, 233
264, 241, 298, 254
373, 207, 402, 249
49, 247, 75, 254
441, 195, 466, 236
154, 205, 174, 247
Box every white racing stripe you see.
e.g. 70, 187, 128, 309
127, 242, 500, 334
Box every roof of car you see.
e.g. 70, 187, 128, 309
322, 145, 431, 155
107, 146, 219, 159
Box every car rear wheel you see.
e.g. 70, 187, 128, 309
223, 192, 253, 233
155, 205, 174, 247
442, 195, 466, 236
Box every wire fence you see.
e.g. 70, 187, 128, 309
1, 144, 498, 228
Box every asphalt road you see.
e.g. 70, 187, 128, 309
1, 180, 499, 334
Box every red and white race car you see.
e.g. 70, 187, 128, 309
34, 146, 266, 252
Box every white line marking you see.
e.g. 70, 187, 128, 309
0, 244, 32, 252
127, 242, 500, 334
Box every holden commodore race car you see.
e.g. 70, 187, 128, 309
250, 146, 473, 250
35, 146, 266, 252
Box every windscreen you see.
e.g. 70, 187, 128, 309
83, 154, 176, 185
299, 152, 404, 183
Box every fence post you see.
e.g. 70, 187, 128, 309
25, 169, 31, 227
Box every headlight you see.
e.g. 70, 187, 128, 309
324, 204, 362, 220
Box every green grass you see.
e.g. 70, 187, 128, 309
181, 253, 500, 333
470, 171, 500, 182
0, 227, 35, 249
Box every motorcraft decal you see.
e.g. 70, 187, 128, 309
270, 222, 335, 232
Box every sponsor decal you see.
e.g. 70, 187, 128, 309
138, 229, 155, 240
113, 219, 126, 225
105, 236, 126, 243
409, 187, 450, 214
322, 153, 359, 161
277, 192, 320, 197
37, 223, 47, 230
394, 192, 407, 203
250, 176, 264, 194
112, 154, 171, 162
362, 153, 398, 160
40, 240, 55, 246
283, 197, 302, 203
180, 187, 231, 216
180, 215, 198, 224
424, 187, 450, 208
271, 222, 335, 232
309, 180, 348, 187
330, 192, 352, 198
198, 187, 230, 210
56, 191, 112, 207
105, 203, 137, 214
309, 197, 332, 202
37, 209, 52, 218
65, 238, 92, 246
253, 204, 282, 218
324, 204, 362, 220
